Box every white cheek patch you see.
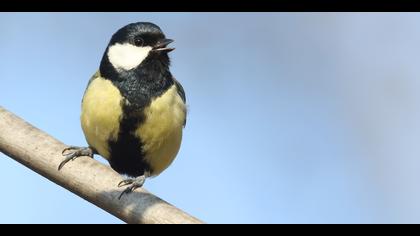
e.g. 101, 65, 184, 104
107, 43, 152, 70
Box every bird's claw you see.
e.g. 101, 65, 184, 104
62, 146, 80, 155
62, 146, 93, 157
58, 155, 77, 171
58, 146, 94, 170
118, 185, 140, 200
117, 176, 146, 200
118, 179, 134, 187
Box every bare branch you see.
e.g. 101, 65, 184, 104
0, 106, 203, 224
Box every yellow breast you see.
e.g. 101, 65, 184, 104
81, 73, 186, 176
80, 74, 123, 160
136, 84, 186, 176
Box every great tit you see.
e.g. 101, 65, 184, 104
58, 22, 187, 199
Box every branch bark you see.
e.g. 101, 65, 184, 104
0, 106, 203, 224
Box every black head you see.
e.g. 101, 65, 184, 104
101, 22, 174, 74
109, 22, 173, 51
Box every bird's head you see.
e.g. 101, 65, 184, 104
104, 22, 174, 71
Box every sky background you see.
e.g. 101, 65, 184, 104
1, 13, 420, 223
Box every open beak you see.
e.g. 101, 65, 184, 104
152, 39, 175, 52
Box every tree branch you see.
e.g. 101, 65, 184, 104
0, 106, 203, 224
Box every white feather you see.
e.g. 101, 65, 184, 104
107, 43, 152, 70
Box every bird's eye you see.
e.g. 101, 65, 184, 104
134, 36, 144, 46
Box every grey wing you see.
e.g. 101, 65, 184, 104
174, 78, 186, 103
173, 78, 187, 126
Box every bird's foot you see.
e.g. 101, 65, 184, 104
118, 175, 146, 200
58, 146, 94, 170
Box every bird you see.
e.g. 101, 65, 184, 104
58, 22, 187, 199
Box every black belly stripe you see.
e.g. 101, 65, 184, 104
108, 103, 151, 177
100, 52, 175, 177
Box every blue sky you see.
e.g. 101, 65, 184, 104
2, 13, 420, 223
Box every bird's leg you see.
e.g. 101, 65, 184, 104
58, 146, 95, 170
118, 175, 147, 200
